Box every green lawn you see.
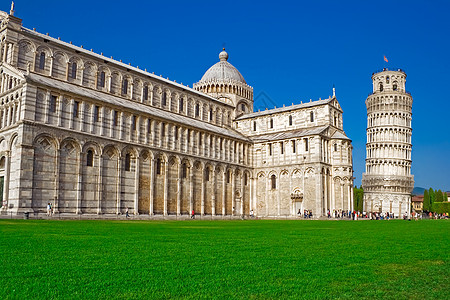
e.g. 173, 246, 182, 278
0, 219, 448, 299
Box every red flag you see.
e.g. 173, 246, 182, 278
384, 55, 388, 62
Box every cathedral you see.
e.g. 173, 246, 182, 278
0, 8, 354, 218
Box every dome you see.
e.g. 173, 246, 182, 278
199, 49, 246, 84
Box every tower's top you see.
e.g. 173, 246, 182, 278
371, 68, 407, 94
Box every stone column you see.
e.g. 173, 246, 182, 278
149, 158, 155, 215
109, 109, 114, 138
201, 164, 205, 216
240, 173, 244, 215
90, 104, 95, 133
315, 170, 323, 217
54, 148, 61, 214
119, 112, 124, 140
76, 151, 83, 214
116, 155, 121, 214
177, 162, 182, 216
222, 170, 226, 215
44, 91, 50, 124
99, 107, 105, 136
2, 42, 7, 62
349, 183, 354, 212
130, 82, 134, 100
211, 167, 216, 216
97, 155, 103, 214
163, 160, 168, 216
277, 173, 281, 216
134, 155, 140, 215
65, 61, 70, 81
331, 177, 335, 211
189, 168, 194, 214
68, 99, 74, 129
2, 151, 10, 208
136, 116, 141, 143
57, 96, 63, 127
340, 183, 345, 211
79, 101, 85, 132
250, 175, 255, 212
107, 75, 112, 93
49, 55, 54, 77
231, 170, 235, 216
324, 172, 328, 214
10, 105, 16, 126
31, 50, 36, 72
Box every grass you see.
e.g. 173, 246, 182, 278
0, 219, 448, 299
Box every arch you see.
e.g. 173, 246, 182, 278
82, 61, 98, 88
102, 144, 120, 159
17, 39, 36, 70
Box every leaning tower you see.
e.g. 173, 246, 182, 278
362, 68, 414, 216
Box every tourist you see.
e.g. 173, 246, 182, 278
191, 209, 195, 219
125, 207, 129, 218
250, 209, 254, 218
46, 203, 51, 216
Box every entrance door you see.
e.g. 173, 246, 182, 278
295, 201, 303, 215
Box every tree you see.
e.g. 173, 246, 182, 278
436, 190, 444, 203
423, 189, 430, 211
429, 188, 436, 209
353, 186, 364, 212
444, 192, 449, 202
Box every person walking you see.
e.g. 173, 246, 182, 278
191, 209, 195, 219
125, 207, 129, 218
46, 203, 51, 217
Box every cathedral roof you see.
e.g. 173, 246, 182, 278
236, 98, 334, 120
331, 130, 351, 140
198, 49, 247, 84
25, 72, 250, 142
250, 126, 329, 143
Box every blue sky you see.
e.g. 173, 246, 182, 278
6, 0, 450, 190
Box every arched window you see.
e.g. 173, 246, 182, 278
182, 163, 187, 179
125, 153, 131, 171
271, 174, 276, 190
244, 173, 248, 186
132, 115, 137, 131
241, 103, 246, 112
393, 83, 398, 91
179, 98, 184, 112
143, 86, 149, 100
334, 144, 338, 151
0, 156, 5, 170
122, 78, 128, 95
156, 158, 161, 175
39, 52, 45, 70
253, 121, 256, 131
195, 103, 200, 117
99, 71, 106, 87
204, 167, 210, 181
379, 83, 384, 92
209, 109, 213, 121
289, 115, 293, 126
270, 118, 273, 128
71, 62, 77, 79
386, 76, 390, 84
162, 92, 167, 106
310, 111, 314, 122
227, 170, 231, 183
86, 150, 94, 167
